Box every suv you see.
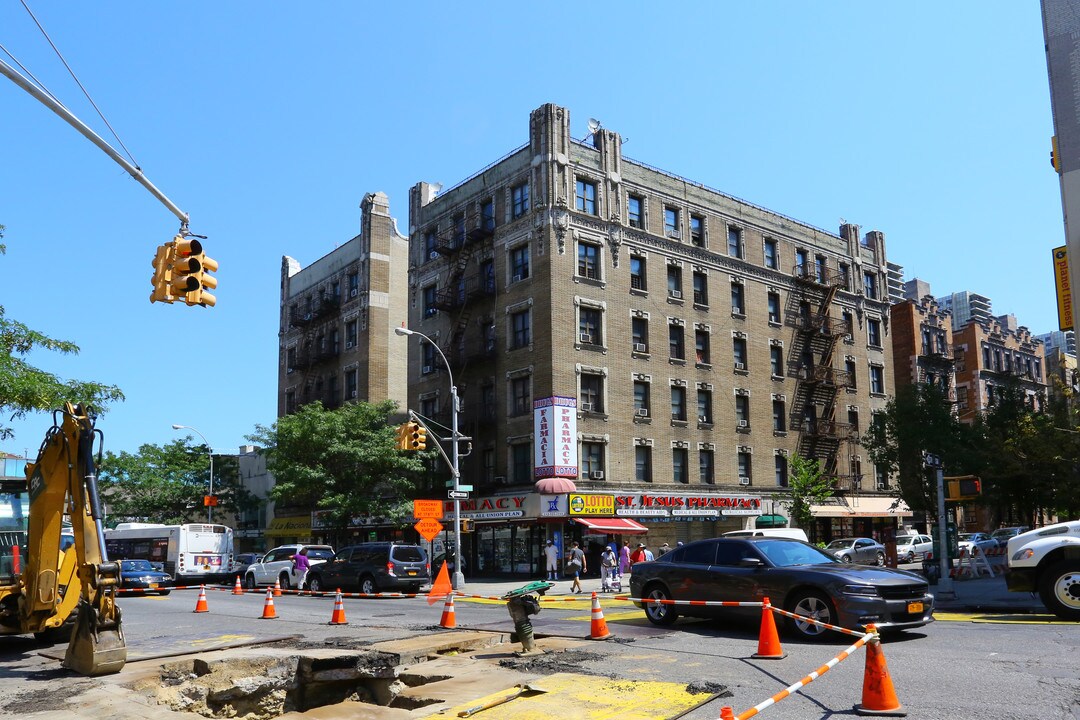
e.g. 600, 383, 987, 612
243, 544, 335, 590
991, 526, 1031, 548
304, 542, 429, 594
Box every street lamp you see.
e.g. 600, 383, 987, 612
172, 424, 214, 523
395, 326, 465, 590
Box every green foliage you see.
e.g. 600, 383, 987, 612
247, 400, 428, 541
0, 225, 124, 438
784, 455, 834, 531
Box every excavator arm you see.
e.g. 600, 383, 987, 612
21, 403, 126, 675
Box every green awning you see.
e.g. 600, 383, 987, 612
755, 514, 788, 528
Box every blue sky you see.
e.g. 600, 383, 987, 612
0, 2, 1062, 456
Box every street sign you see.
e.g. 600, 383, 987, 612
445, 481, 475, 491
414, 518, 444, 542
413, 499, 443, 520
448, 490, 470, 500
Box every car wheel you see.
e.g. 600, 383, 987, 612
1038, 560, 1080, 621
642, 583, 679, 626
840, 554, 852, 563
245, 573, 257, 590
159, 590, 171, 596
905, 551, 915, 563
279, 573, 292, 590
308, 575, 323, 594
875, 551, 885, 566
786, 590, 836, 639
360, 575, 378, 595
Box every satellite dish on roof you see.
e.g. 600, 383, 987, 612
587, 118, 602, 134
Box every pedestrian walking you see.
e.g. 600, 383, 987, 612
619, 540, 631, 576
566, 541, 587, 593
600, 545, 618, 592
544, 540, 559, 581
644, 545, 655, 562
630, 542, 647, 567
290, 550, 311, 589
658, 542, 672, 556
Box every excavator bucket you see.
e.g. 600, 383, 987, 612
62, 601, 126, 676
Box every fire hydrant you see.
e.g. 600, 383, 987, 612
502, 581, 553, 654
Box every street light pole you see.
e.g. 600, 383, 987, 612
395, 326, 465, 590
172, 424, 214, 523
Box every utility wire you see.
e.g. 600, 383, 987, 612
20, 0, 141, 170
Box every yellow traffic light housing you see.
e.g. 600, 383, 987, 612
150, 243, 175, 303
1052, 135, 1062, 174
408, 422, 427, 451
461, 519, 475, 533
395, 422, 411, 451
945, 475, 982, 501
150, 235, 218, 307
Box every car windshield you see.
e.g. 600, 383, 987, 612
756, 540, 838, 567
897, 537, 914, 545
824, 540, 852, 550
959, 534, 976, 541
121, 560, 154, 572
305, 548, 335, 561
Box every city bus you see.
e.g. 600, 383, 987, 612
104, 523, 233, 584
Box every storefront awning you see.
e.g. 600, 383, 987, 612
265, 517, 313, 537
809, 497, 912, 518
756, 514, 788, 528
572, 517, 648, 534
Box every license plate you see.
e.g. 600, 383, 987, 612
148, 583, 158, 589
407, 571, 417, 576
907, 601, 923, 614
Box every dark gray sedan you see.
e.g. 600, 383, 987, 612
629, 537, 933, 638
825, 537, 887, 565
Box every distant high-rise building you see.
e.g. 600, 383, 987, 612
886, 262, 906, 305
1036, 329, 1076, 355
936, 291, 992, 329
902, 277, 933, 303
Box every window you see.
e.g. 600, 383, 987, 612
628, 194, 644, 229
957, 386, 969, 409
630, 255, 647, 291
511, 442, 531, 483
420, 396, 438, 418
453, 213, 466, 246
345, 369, 357, 400
735, 394, 750, 426
581, 373, 604, 413
699, 449, 715, 484
738, 451, 752, 484
578, 242, 600, 280
846, 358, 857, 388
764, 238, 779, 270
511, 182, 529, 218
673, 448, 689, 484
795, 249, 809, 275
581, 442, 604, 477
690, 214, 704, 246
731, 282, 745, 315
636, 445, 653, 483
867, 318, 882, 347
286, 346, 296, 372
575, 178, 597, 215
510, 245, 530, 281
770, 345, 784, 377
634, 381, 651, 416
863, 271, 877, 299
870, 365, 885, 394
772, 399, 786, 431
423, 285, 438, 317
669, 323, 685, 361
671, 385, 687, 421
728, 227, 743, 258
632, 316, 649, 352
424, 230, 438, 257
733, 337, 748, 369
697, 389, 712, 424
695, 329, 710, 365
511, 376, 531, 416
664, 207, 680, 238
774, 455, 788, 487
511, 309, 531, 348
843, 311, 854, 340
875, 464, 888, 491
483, 448, 496, 483
348, 272, 359, 296
345, 320, 357, 348
768, 292, 781, 324
838, 263, 850, 291
285, 390, 296, 414
667, 265, 683, 298
481, 200, 495, 231
848, 407, 860, 432
579, 307, 602, 345
422, 343, 436, 373
815, 255, 826, 283
693, 271, 708, 305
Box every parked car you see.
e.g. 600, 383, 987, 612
825, 537, 887, 566
119, 559, 173, 595
723, 529, 809, 542
305, 542, 430, 594
990, 526, 1031, 548
895, 534, 933, 563
225, 552, 259, 582
629, 537, 934, 638
243, 544, 334, 590
957, 532, 997, 557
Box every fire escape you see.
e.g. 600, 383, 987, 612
288, 290, 342, 409
786, 261, 857, 491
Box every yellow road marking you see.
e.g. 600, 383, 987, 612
564, 610, 645, 622
935, 612, 1067, 624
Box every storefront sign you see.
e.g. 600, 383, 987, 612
568, 493, 614, 516
534, 396, 578, 477
616, 508, 670, 517
722, 508, 763, 516
615, 493, 762, 515
672, 508, 720, 517
539, 494, 568, 517
443, 495, 528, 520
465, 510, 525, 520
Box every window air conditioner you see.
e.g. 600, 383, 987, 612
735, 362, 746, 371
635, 408, 649, 417
287, 367, 294, 374
346, 341, 354, 349
579, 333, 593, 344
422, 365, 433, 374
668, 230, 681, 240
350, 390, 358, 398
494, 475, 507, 485
669, 289, 683, 299
591, 471, 605, 480
349, 289, 358, 298
739, 476, 751, 485
738, 420, 749, 428
699, 415, 709, 423
580, 402, 594, 412
634, 342, 647, 353
512, 274, 523, 283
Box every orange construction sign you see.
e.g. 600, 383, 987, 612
414, 518, 444, 542
413, 499, 444, 520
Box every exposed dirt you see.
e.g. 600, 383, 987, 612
497, 649, 612, 677
685, 681, 732, 698
1, 678, 99, 715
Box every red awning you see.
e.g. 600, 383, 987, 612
572, 517, 648, 534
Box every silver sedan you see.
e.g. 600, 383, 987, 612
825, 537, 886, 566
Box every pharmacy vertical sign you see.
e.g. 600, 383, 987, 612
534, 396, 578, 478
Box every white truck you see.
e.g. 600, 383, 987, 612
1005, 520, 1080, 620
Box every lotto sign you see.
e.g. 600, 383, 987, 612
534, 396, 578, 477
414, 518, 444, 541
568, 494, 615, 516
413, 499, 443, 520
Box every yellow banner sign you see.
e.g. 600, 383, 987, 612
568, 493, 615, 516
1053, 245, 1074, 332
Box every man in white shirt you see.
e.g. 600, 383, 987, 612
544, 540, 560, 580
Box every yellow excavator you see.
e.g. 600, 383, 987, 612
0, 403, 126, 675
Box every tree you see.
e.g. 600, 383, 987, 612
247, 400, 428, 544
0, 225, 124, 439
783, 454, 834, 532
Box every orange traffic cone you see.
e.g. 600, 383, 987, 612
273, 578, 283, 597
260, 588, 277, 619
233, 575, 244, 595
854, 628, 905, 716
751, 597, 785, 659
193, 584, 209, 613
589, 592, 610, 640
439, 593, 457, 629
328, 589, 348, 625
720, 707, 736, 720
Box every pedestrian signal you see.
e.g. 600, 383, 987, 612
945, 475, 982, 501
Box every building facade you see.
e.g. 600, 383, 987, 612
952, 317, 1047, 423
889, 295, 956, 400
400, 104, 906, 575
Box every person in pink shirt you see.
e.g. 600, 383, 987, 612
619, 540, 631, 576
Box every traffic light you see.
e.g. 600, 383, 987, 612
150, 243, 175, 303
172, 237, 218, 307
408, 422, 427, 451
945, 475, 982, 501
395, 422, 411, 450
460, 519, 475, 533
1052, 135, 1062, 173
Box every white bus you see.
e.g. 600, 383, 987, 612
104, 523, 233, 584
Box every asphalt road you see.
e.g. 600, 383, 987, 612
2, 586, 1077, 719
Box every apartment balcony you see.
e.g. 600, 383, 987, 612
432, 273, 497, 311
792, 264, 846, 290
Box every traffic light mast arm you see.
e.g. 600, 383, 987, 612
405, 412, 471, 471
0, 56, 190, 230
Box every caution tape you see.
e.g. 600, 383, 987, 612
767, 605, 868, 638
630, 597, 765, 609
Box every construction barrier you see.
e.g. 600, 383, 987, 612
589, 592, 610, 640
260, 588, 277, 619
328, 590, 348, 625
192, 585, 209, 613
